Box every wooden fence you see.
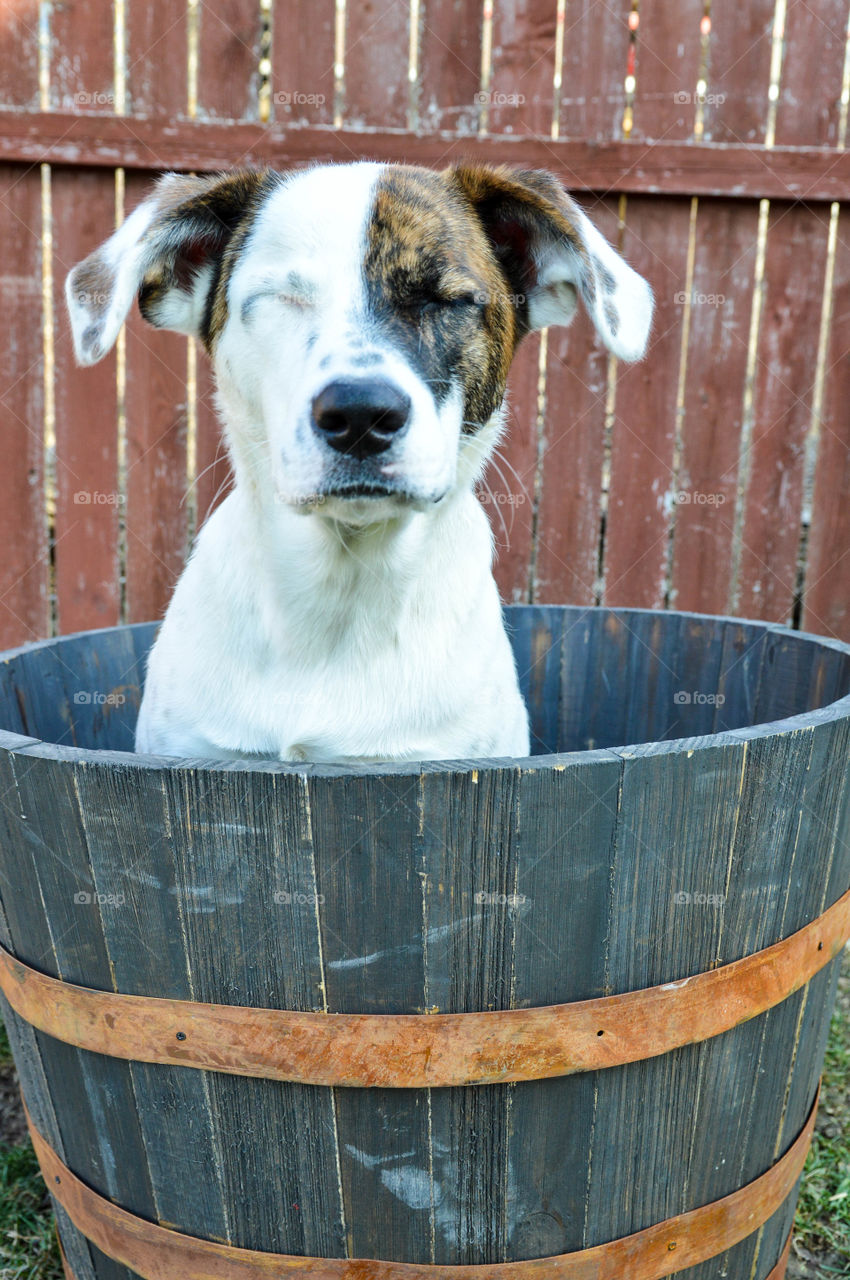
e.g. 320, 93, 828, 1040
3, 0, 850, 652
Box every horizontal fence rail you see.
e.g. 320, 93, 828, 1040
2, 0, 850, 653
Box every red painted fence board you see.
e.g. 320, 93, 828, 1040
735, 205, 832, 623
271, 0, 336, 126
0, 166, 48, 648
670, 200, 760, 615
804, 208, 850, 637
603, 197, 692, 608
51, 168, 121, 634
534, 198, 620, 605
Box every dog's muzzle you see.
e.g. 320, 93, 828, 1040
311, 377, 411, 460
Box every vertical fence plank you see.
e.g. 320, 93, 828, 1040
0, 166, 47, 649
344, 1, 410, 128
418, 0, 481, 133
533, 198, 619, 605
193, 1, 261, 533
486, 2, 559, 604
49, 0, 115, 113
603, 198, 691, 608
125, 0, 189, 116
700, 0, 776, 144
49, 0, 121, 636
123, 173, 190, 624
0, 0, 48, 649
124, 12, 191, 623
629, 0, 704, 142
487, 0, 559, 136
196, 0, 262, 121
670, 201, 760, 614
51, 201, 120, 631
0, 5, 39, 108
270, 0, 335, 125
803, 213, 850, 639
534, 0, 633, 606
558, 1, 630, 140
735, 205, 831, 623
774, 0, 850, 147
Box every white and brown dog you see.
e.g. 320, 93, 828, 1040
66, 162, 652, 764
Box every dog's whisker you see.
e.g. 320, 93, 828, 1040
181, 451, 230, 509
490, 445, 531, 502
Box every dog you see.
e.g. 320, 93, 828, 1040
66, 162, 652, 764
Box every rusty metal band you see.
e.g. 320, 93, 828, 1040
1, 887, 848, 1088
29, 1091, 816, 1280
768, 1229, 794, 1280
53, 1230, 800, 1280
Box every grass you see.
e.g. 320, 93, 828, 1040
0, 1021, 62, 1279
0, 988, 846, 1278
791, 979, 850, 1273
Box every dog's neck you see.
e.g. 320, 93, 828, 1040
204, 399, 498, 664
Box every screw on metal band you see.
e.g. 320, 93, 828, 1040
0, 887, 847, 1088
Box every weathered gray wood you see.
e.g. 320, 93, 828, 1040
416, 764, 522, 1265
156, 764, 345, 1256
0, 885, 97, 1280
0, 746, 143, 1280
506, 754, 623, 1259
70, 761, 233, 1244
0, 608, 848, 1277
508, 606, 564, 755
308, 770, 430, 1262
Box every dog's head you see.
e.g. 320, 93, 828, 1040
66, 162, 652, 524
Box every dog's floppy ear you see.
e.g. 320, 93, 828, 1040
449, 164, 653, 361
65, 168, 276, 365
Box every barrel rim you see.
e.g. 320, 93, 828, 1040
2, 606, 850, 776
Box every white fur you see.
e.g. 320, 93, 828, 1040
66, 161, 653, 764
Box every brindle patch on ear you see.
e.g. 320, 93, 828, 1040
364, 166, 522, 432
448, 163, 592, 308
137, 168, 280, 351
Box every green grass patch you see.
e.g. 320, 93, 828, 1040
793, 995, 850, 1267
0, 1140, 62, 1279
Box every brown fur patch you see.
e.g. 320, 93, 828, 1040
364, 166, 520, 431
365, 164, 592, 431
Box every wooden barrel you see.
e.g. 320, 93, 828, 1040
0, 606, 848, 1280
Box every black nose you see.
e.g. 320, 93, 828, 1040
311, 378, 411, 459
